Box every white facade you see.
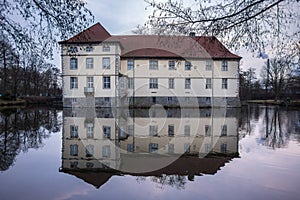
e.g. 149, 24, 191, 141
60, 23, 241, 108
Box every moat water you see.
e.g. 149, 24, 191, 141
0, 105, 299, 200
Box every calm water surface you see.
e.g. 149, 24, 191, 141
0, 106, 299, 200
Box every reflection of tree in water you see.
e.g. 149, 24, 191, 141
240, 106, 299, 149
0, 108, 61, 171
136, 175, 187, 190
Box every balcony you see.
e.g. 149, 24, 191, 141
84, 87, 94, 95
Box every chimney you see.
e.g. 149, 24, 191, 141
189, 32, 196, 38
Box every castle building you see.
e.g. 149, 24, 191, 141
59, 23, 241, 108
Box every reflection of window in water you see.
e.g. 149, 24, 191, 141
102, 145, 111, 158
149, 143, 158, 153
70, 161, 78, 169
205, 143, 211, 153
168, 125, 174, 137
86, 162, 94, 169
184, 125, 190, 137
149, 125, 158, 136
103, 126, 111, 139
221, 143, 227, 154
86, 123, 94, 138
205, 125, 211, 136
221, 125, 227, 136
127, 144, 134, 152
127, 125, 134, 136
168, 143, 174, 154
70, 144, 78, 156
70, 125, 78, 138
86, 145, 94, 157
184, 143, 191, 153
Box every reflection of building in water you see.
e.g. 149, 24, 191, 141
60, 108, 239, 188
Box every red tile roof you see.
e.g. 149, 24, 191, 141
59, 22, 241, 60
59, 23, 111, 44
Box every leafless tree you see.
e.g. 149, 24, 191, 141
0, 0, 94, 58
143, 0, 299, 52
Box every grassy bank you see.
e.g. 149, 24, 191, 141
0, 99, 26, 107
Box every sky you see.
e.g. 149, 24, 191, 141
53, 0, 266, 74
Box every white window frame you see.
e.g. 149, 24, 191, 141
70, 58, 78, 70
87, 76, 94, 88
103, 57, 111, 69
185, 61, 191, 70
103, 76, 111, 89
149, 60, 158, 70
70, 77, 78, 89
169, 60, 175, 70
169, 78, 174, 89
206, 78, 212, 89
128, 78, 134, 89
206, 60, 212, 71
222, 78, 228, 89
128, 59, 134, 70
185, 78, 191, 89
103, 45, 110, 52
149, 78, 158, 89
222, 60, 228, 71
86, 58, 94, 69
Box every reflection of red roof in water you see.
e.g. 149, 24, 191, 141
59, 23, 241, 60
60, 155, 236, 189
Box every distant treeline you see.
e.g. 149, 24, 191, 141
0, 37, 62, 100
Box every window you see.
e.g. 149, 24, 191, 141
185, 78, 191, 89
185, 61, 191, 70
69, 46, 78, 53
206, 97, 211, 104
127, 144, 134, 152
70, 58, 78, 69
86, 162, 94, 168
128, 78, 134, 89
71, 98, 77, 103
168, 125, 174, 137
103, 45, 110, 52
70, 125, 78, 138
70, 77, 78, 89
152, 97, 156, 104
168, 143, 174, 154
222, 61, 228, 71
87, 77, 94, 88
149, 143, 158, 153
169, 78, 174, 89
205, 125, 211, 136
149, 125, 158, 136
86, 46, 93, 52
149, 78, 158, 89
102, 145, 111, 157
184, 143, 190, 153
127, 125, 134, 136
169, 60, 175, 70
206, 61, 212, 71
103, 126, 111, 139
206, 78, 212, 89
222, 78, 228, 89
128, 59, 134, 70
86, 58, 94, 69
104, 97, 110, 103
103, 76, 111, 89
184, 125, 190, 137
205, 143, 211, 153
87, 123, 94, 138
70, 144, 78, 156
70, 161, 78, 168
221, 125, 227, 136
149, 60, 158, 70
167, 97, 173, 103
103, 57, 110, 69
221, 143, 227, 154
86, 145, 94, 157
